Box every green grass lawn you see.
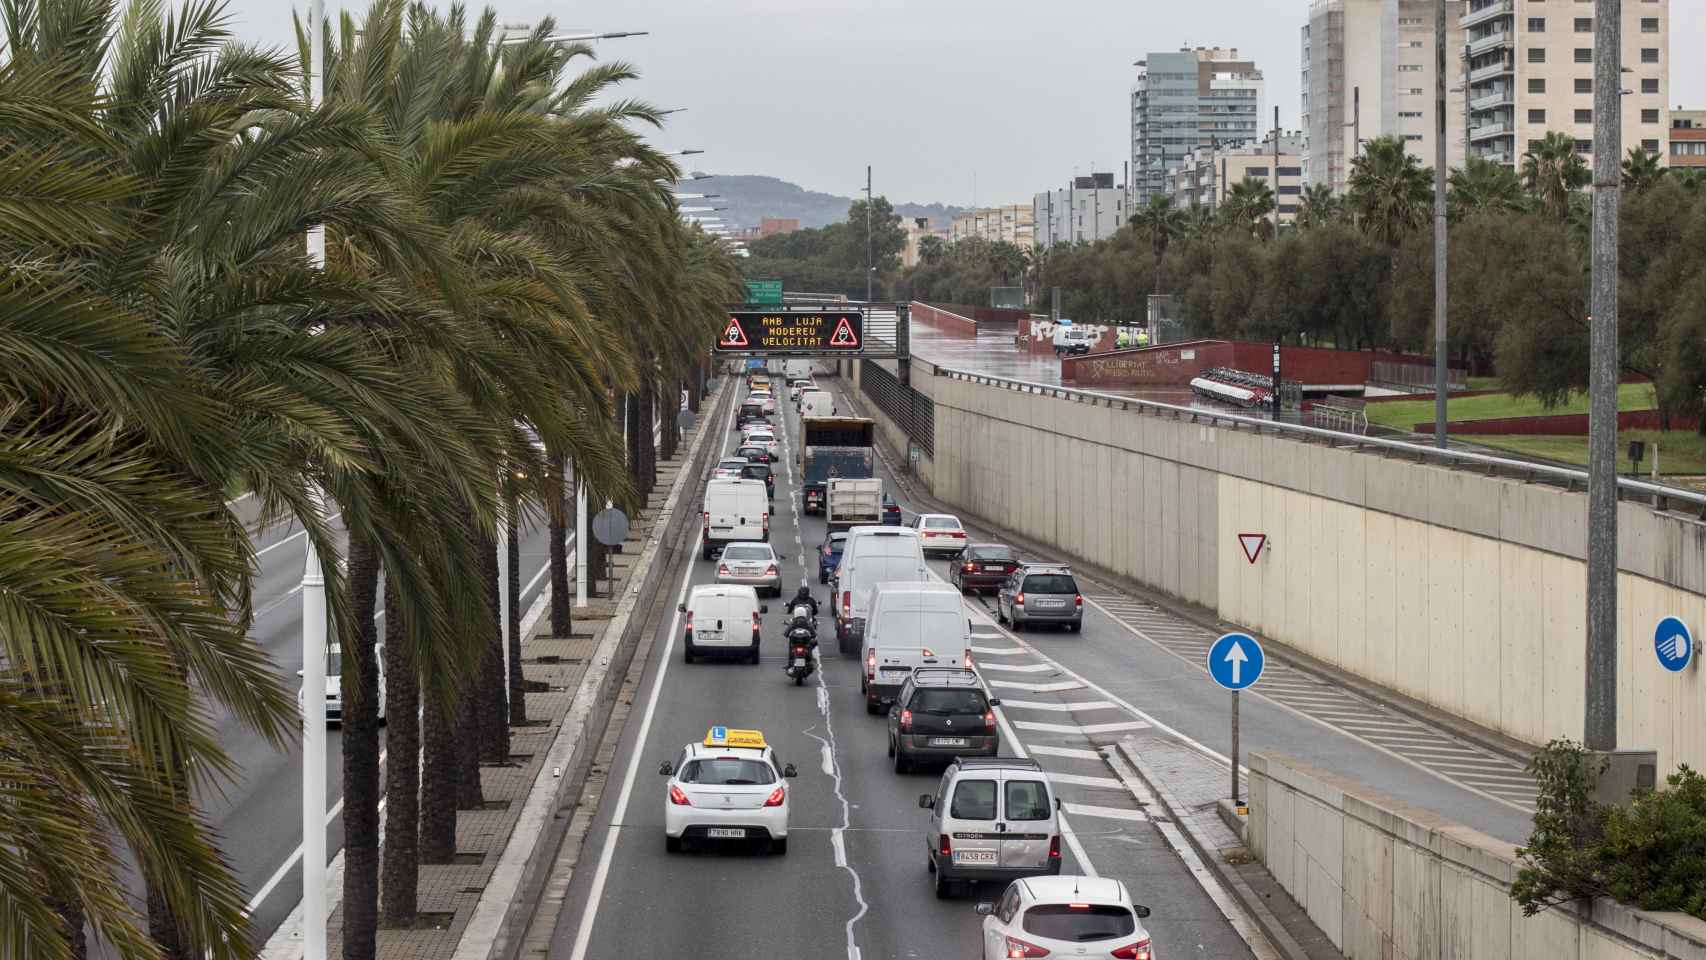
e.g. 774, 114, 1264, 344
1367, 383, 1659, 430
1472, 430, 1706, 475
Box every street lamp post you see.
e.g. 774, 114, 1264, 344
1433, 0, 1450, 449
865, 165, 874, 303
302, 5, 329, 960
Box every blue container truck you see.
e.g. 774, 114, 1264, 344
800, 417, 876, 515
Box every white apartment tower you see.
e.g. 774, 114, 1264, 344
1461, 0, 1669, 167
1301, 0, 1468, 192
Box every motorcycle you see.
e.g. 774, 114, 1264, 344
783, 602, 818, 685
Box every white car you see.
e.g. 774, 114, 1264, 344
712, 457, 749, 480
298, 641, 387, 723
658, 727, 797, 854
741, 426, 780, 461
715, 541, 784, 597
912, 513, 968, 556
976, 876, 1155, 960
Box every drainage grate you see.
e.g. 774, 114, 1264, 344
405, 912, 455, 931
448, 852, 484, 865
479, 799, 511, 812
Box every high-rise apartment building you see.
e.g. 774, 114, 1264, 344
1671, 109, 1706, 169
1033, 173, 1126, 248
1300, 0, 1467, 193
1130, 48, 1264, 206
1166, 132, 1307, 222
1462, 0, 1669, 168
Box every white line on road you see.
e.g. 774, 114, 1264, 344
1046, 772, 1127, 790
1062, 802, 1150, 822
976, 662, 1055, 674
997, 699, 1119, 714
1013, 720, 1151, 736
988, 679, 1085, 693
1025, 745, 1104, 761
970, 645, 1028, 656
254, 512, 344, 559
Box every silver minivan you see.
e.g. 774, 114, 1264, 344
917, 757, 1061, 898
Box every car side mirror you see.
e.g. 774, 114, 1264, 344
918, 794, 935, 810
677, 603, 687, 613
974, 902, 995, 916
296, 669, 305, 678
657, 761, 673, 776
760, 604, 769, 614
776, 553, 786, 560
1055, 797, 1062, 811
988, 698, 1002, 707
783, 763, 798, 778
1134, 905, 1151, 919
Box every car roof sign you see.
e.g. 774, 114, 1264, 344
704, 727, 766, 749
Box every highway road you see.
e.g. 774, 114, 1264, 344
547, 376, 1258, 960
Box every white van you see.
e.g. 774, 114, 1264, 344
1051, 324, 1093, 356
702, 478, 769, 560
833, 527, 927, 654
678, 584, 767, 663
800, 390, 835, 418
860, 582, 973, 713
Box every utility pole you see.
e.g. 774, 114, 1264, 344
1584, 0, 1621, 751
1273, 106, 1282, 236
865, 165, 874, 303
301, 6, 328, 960
1433, 0, 1450, 449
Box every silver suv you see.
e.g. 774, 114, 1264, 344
996, 564, 1083, 633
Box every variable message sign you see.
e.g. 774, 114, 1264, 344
716, 309, 864, 355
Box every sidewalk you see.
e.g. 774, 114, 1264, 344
263, 381, 730, 960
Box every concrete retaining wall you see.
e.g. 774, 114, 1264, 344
1247, 752, 1706, 960
923, 372, 1706, 776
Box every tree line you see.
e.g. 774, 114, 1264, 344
1, 2, 741, 959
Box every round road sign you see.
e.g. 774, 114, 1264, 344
677, 409, 694, 431
591, 507, 629, 547
1207, 632, 1265, 690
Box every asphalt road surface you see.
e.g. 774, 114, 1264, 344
547, 376, 1257, 960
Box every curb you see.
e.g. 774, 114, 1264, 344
466, 382, 734, 960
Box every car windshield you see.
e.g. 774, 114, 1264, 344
967, 546, 1016, 561
923, 517, 961, 529
1021, 905, 1135, 942
722, 545, 772, 561
910, 689, 986, 715
680, 758, 775, 786
1022, 574, 1077, 593
738, 448, 764, 458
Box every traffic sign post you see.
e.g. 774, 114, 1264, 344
1654, 616, 1694, 672
1208, 632, 1265, 804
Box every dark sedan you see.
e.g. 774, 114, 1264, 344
949, 543, 1020, 594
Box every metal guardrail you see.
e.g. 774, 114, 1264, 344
935, 366, 1706, 514
863, 359, 935, 458
1371, 360, 1467, 391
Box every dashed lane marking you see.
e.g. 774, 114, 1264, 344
1062, 802, 1150, 822
971, 645, 1027, 656
1044, 772, 1127, 790
996, 699, 1119, 714
1013, 720, 1151, 736
976, 662, 1056, 674
1025, 745, 1104, 761
987, 680, 1086, 693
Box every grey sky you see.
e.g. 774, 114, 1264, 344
231, 0, 1706, 208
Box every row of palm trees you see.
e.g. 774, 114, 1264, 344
1, 1, 741, 959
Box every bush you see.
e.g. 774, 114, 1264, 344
1511, 738, 1706, 921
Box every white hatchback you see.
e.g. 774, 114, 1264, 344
659, 727, 797, 854
975, 875, 1155, 959
912, 513, 968, 556
741, 426, 780, 461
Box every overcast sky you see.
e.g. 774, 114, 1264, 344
230, 0, 1705, 208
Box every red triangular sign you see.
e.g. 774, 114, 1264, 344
828, 315, 860, 348
720, 316, 749, 348
1238, 533, 1266, 564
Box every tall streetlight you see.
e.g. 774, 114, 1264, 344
496, 29, 648, 45
302, 6, 329, 959
864, 165, 874, 303
1432, 0, 1449, 449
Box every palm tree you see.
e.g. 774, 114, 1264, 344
1221, 178, 1277, 239
1130, 196, 1185, 292
919, 234, 948, 264
1181, 203, 1220, 243
1295, 183, 1343, 228
1522, 131, 1590, 219
1621, 147, 1666, 192
1347, 135, 1434, 249
1449, 156, 1529, 219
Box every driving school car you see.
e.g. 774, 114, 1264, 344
659, 727, 797, 854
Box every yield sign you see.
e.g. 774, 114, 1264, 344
828, 315, 860, 348
1238, 533, 1266, 564
719, 316, 749, 348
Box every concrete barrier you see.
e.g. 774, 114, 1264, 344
1246, 752, 1706, 960
919, 367, 1706, 777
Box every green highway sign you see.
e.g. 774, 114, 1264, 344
744, 279, 784, 304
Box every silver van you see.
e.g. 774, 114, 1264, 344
917, 757, 1061, 898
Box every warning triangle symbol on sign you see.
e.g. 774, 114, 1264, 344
720, 317, 749, 347
828, 316, 860, 348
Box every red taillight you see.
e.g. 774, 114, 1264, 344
1015, 593, 1026, 606
752, 611, 761, 628
791, 643, 808, 655
842, 590, 851, 615
964, 561, 978, 571
668, 785, 691, 806
762, 512, 770, 533
1110, 940, 1152, 960
865, 647, 876, 678
763, 785, 786, 807
964, 650, 975, 670
938, 833, 951, 857
717, 564, 731, 576
1004, 936, 1050, 958
984, 709, 997, 730
765, 564, 778, 576
1075, 594, 1084, 608
1048, 835, 1061, 859
702, 511, 709, 528
900, 709, 913, 731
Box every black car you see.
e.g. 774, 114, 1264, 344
736, 402, 768, 429
740, 462, 775, 500
736, 443, 769, 464
950, 543, 1020, 594
887, 668, 999, 773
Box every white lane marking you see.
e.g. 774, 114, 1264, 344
254, 512, 345, 559
1046, 772, 1126, 790
997, 699, 1119, 714
1026, 745, 1104, 761
988, 680, 1085, 693
1013, 720, 1151, 736
970, 645, 1028, 656
805, 661, 868, 960
567, 387, 738, 960
976, 662, 1055, 674
1062, 802, 1150, 822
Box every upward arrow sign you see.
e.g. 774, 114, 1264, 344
1223, 641, 1249, 686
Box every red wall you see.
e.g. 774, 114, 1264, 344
910, 302, 978, 336
1064, 340, 1234, 385
928, 302, 1029, 328
1413, 410, 1697, 435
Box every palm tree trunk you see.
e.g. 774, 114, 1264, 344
455, 671, 484, 808
147, 882, 191, 960
341, 530, 382, 960
506, 501, 525, 726
47, 882, 86, 960
549, 457, 571, 638
625, 392, 643, 493
478, 525, 508, 763
688, 367, 703, 413
380, 586, 419, 925
419, 690, 458, 860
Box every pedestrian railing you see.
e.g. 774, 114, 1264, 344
934, 366, 1706, 515
1311, 396, 1369, 435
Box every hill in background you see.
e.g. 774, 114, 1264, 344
697, 173, 965, 230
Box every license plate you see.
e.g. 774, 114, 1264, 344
880, 666, 910, 675
706, 828, 745, 839
791, 657, 806, 667
1038, 600, 1067, 608
697, 631, 722, 643
954, 850, 997, 865
931, 737, 968, 747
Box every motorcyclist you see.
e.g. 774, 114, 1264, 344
788, 586, 819, 618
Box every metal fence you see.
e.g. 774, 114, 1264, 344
1311, 395, 1369, 434
861, 360, 935, 458
1371, 360, 1467, 391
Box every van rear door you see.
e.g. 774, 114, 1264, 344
944, 776, 1001, 867
998, 773, 1055, 870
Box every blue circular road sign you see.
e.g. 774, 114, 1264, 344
1655, 616, 1693, 673
1207, 632, 1265, 690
